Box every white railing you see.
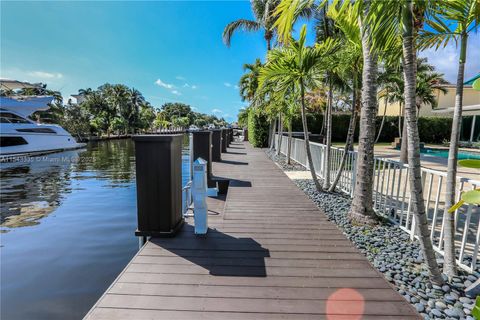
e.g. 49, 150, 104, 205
276, 134, 480, 273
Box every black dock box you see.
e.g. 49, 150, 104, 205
211, 129, 222, 162
133, 134, 184, 237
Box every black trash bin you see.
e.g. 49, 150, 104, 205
133, 134, 184, 237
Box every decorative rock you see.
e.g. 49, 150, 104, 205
415, 303, 425, 313
444, 307, 463, 319
459, 297, 473, 304
441, 285, 450, 293
435, 301, 447, 310
431, 309, 443, 318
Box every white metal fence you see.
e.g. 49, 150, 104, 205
276, 134, 480, 273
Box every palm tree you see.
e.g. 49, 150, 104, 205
346, 0, 379, 224
223, 0, 280, 50
128, 88, 145, 133
326, 0, 362, 192
399, 58, 448, 161
239, 59, 263, 102
419, 0, 479, 278
258, 25, 336, 193
369, 0, 444, 285
376, 65, 402, 143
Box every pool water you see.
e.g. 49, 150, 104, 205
0, 139, 191, 320
421, 148, 480, 160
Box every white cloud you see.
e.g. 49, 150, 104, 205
27, 71, 63, 79
234, 85, 239, 89
191, 106, 198, 111
176, 76, 186, 81
212, 108, 223, 114
419, 32, 480, 83
155, 79, 174, 89
155, 78, 182, 95
183, 83, 198, 89
224, 82, 232, 87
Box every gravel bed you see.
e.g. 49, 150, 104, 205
267, 151, 478, 320
266, 150, 306, 171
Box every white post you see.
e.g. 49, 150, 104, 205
193, 158, 208, 235
470, 115, 476, 142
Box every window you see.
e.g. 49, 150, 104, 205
0, 112, 31, 124
0, 136, 28, 147
16, 128, 57, 134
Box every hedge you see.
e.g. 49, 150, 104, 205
290, 114, 452, 144
247, 109, 269, 147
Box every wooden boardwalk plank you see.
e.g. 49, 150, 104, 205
85, 141, 418, 319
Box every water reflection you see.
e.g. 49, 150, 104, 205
0, 139, 136, 232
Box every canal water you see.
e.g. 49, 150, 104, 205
0, 139, 191, 320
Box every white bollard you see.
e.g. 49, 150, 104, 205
193, 158, 208, 235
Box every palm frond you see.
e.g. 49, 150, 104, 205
274, 0, 315, 44
222, 19, 262, 47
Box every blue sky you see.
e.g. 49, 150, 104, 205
1, 1, 479, 122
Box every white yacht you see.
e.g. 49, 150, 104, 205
0, 80, 85, 160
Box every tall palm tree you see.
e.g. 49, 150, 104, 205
419, 0, 479, 278
347, 0, 379, 224
369, 0, 444, 285
258, 25, 336, 193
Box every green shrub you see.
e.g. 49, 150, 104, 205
291, 113, 451, 144
247, 109, 269, 147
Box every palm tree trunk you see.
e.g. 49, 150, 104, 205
348, 6, 378, 224
323, 77, 333, 190
300, 80, 322, 192
398, 103, 403, 138
375, 88, 388, 143
402, 0, 443, 285
443, 32, 468, 278
277, 114, 283, 156
320, 107, 326, 140
400, 111, 408, 162
287, 119, 293, 164
329, 82, 358, 192
268, 120, 273, 149
270, 117, 277, 151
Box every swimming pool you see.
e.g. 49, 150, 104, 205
421, 148, 480, 160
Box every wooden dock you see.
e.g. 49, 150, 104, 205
85, 141, 419, 319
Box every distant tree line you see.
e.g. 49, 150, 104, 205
154, 102, 228, 129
